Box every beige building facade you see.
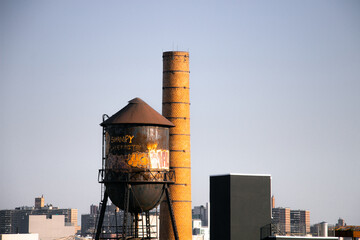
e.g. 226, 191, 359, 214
28, 215, 75, 240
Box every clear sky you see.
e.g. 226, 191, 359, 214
0, 0, 359, 225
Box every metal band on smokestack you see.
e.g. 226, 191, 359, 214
160, 51, 191, 240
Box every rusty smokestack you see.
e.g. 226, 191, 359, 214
160, 51, 191, 240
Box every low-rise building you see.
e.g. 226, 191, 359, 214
192, 219, 209, 240
0, 196, 78, 237
27, 215, 74, 240
81, 203, 159, 238
0, 233, 39, 240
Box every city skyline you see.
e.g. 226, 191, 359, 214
1, 0, 359, 225
0, 194, 352, 227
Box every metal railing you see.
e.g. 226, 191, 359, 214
261, 223, 310, 238
98, 169, 175, 184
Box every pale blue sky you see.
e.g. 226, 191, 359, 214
0, 0, 359, 225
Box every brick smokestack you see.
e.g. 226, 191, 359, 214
160, 51, 191, 240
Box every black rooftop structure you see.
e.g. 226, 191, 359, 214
210, 174, 272, 240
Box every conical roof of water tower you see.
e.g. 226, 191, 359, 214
100, 97, 175, 127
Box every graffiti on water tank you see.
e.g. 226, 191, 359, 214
127, 152, 150, 168
124, 150, 169, 169
147, 143, 169, 169
105, 134, 169, 170
106, 154, 131, 171
149, 149, 169, 169
110, 135, 134, 144
109, 144, 141, 152
106, 150, 169, 170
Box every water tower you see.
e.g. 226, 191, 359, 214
96, 97, 179, 239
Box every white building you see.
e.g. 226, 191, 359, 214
192, 219, 209, 240
192, 203, 210, 240
0, 234, 39, 240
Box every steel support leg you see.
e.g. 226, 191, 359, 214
95, 191, 108, 240
115, 209, 119, 240
134, 213, 139, 238
165, 184, 179, 240
122, 184, 130, 240
145, 211, 151, 239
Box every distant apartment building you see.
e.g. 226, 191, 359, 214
272, 207, 290, 235
80, 204, 99, 235
34, 196, 44, 209
81, 203, 160, 238
271, 207, 310, 236
0, 196, 78, 235
81, 203, 141, 237
81, 203, 117, 236
336, 218, 345, 227
192, 203, 209, 227
192, 203, 209, 240
290, 210, 310, 235
90, 204, 98, 215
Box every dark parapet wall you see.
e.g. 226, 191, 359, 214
210, 174, 272, 240
210, 175, 231, 240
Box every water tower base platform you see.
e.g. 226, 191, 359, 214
94, 173, 179, 240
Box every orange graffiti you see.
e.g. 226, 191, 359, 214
127, 152, 149, 168
147, 143, 158, 151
